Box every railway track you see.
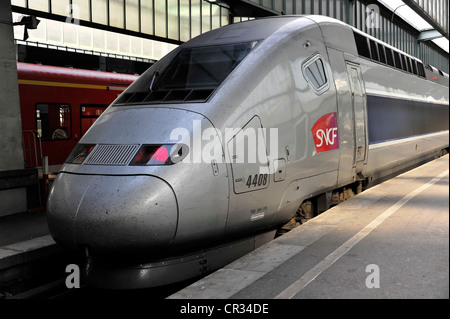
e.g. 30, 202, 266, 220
5, 277, 201, 300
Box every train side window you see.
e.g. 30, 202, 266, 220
81, 104, 108, 135
353, 32, 371, 59
401, 55, 409, 72
302, 55, 329, 94
377, 43, 386, 64
409, 59, 414, 74
417, 62, 426, 77
406, 57, 413, 73
393, 51, 402, 70
385, 47, 395, 67
36, 103, 71, 141
411, 59, 418, 75
369, 40, 379, 62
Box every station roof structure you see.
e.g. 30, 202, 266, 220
9, 0, 449, 73
379, 0, 448, 51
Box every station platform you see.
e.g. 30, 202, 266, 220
0, 194, 64, 297
0, 211, 49, 247
170, 155, 449, 299
0, 173, 57, 262
0, 210, 61, 297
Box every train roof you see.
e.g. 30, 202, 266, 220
17, 62, 138, 86
182, 15, 303, 48
211, 15, 448, 84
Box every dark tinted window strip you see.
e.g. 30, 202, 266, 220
353, 33, 428, 79
385, 48, 395, 67
401, 55, 409, 72
417, 62, 426, 77
369, 40, 379, 61
393, 51, 402, 69
367, 95, 449, 144
411, 59, 418, 75
114, 89, 214, 105
377, 43, 386, 64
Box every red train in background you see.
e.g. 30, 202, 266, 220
17, 62, 139, 170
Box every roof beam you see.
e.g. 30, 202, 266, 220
215, 0, 279, 17
418, 29, 443, 42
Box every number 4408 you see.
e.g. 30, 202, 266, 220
246, 174, 268, 188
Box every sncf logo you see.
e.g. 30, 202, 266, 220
312, 112, 339, 153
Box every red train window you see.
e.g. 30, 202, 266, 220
36, 103, 71, 141
80, 104, 108, 135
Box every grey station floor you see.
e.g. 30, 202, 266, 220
170, 155, 449, 299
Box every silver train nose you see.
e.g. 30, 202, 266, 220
47, 173, 178, 255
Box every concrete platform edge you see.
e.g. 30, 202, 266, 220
0, 235, 60, 270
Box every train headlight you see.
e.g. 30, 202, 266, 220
65, 144, 95, 164
130, 144, 189, 166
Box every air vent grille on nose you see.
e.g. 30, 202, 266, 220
86, 144, 140, 165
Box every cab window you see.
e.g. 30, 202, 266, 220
302, 55, 329, 94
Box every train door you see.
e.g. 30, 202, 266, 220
346, 63, 367, 174
227, 116, 269, 195
225, 116, 271, 236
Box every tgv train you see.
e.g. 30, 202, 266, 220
18, 62, 138, 168
47, 15, 449, 289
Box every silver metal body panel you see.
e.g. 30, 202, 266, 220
319, 16, 449, 182
49, 108, 229, 251
327, 47, 358, 187
366, 132, 449, 176
47, 173, 178, 255
355, 50, 449, 176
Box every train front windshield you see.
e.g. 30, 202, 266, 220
155, 41, 257, 90
114, 41, 257, 105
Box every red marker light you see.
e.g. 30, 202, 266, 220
432, 76, 438, 80
130, 144, 189, 166
153, 146, 169, 162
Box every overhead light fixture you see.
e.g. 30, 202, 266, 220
205, 0, 230, 9
13, 15, 40, 41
